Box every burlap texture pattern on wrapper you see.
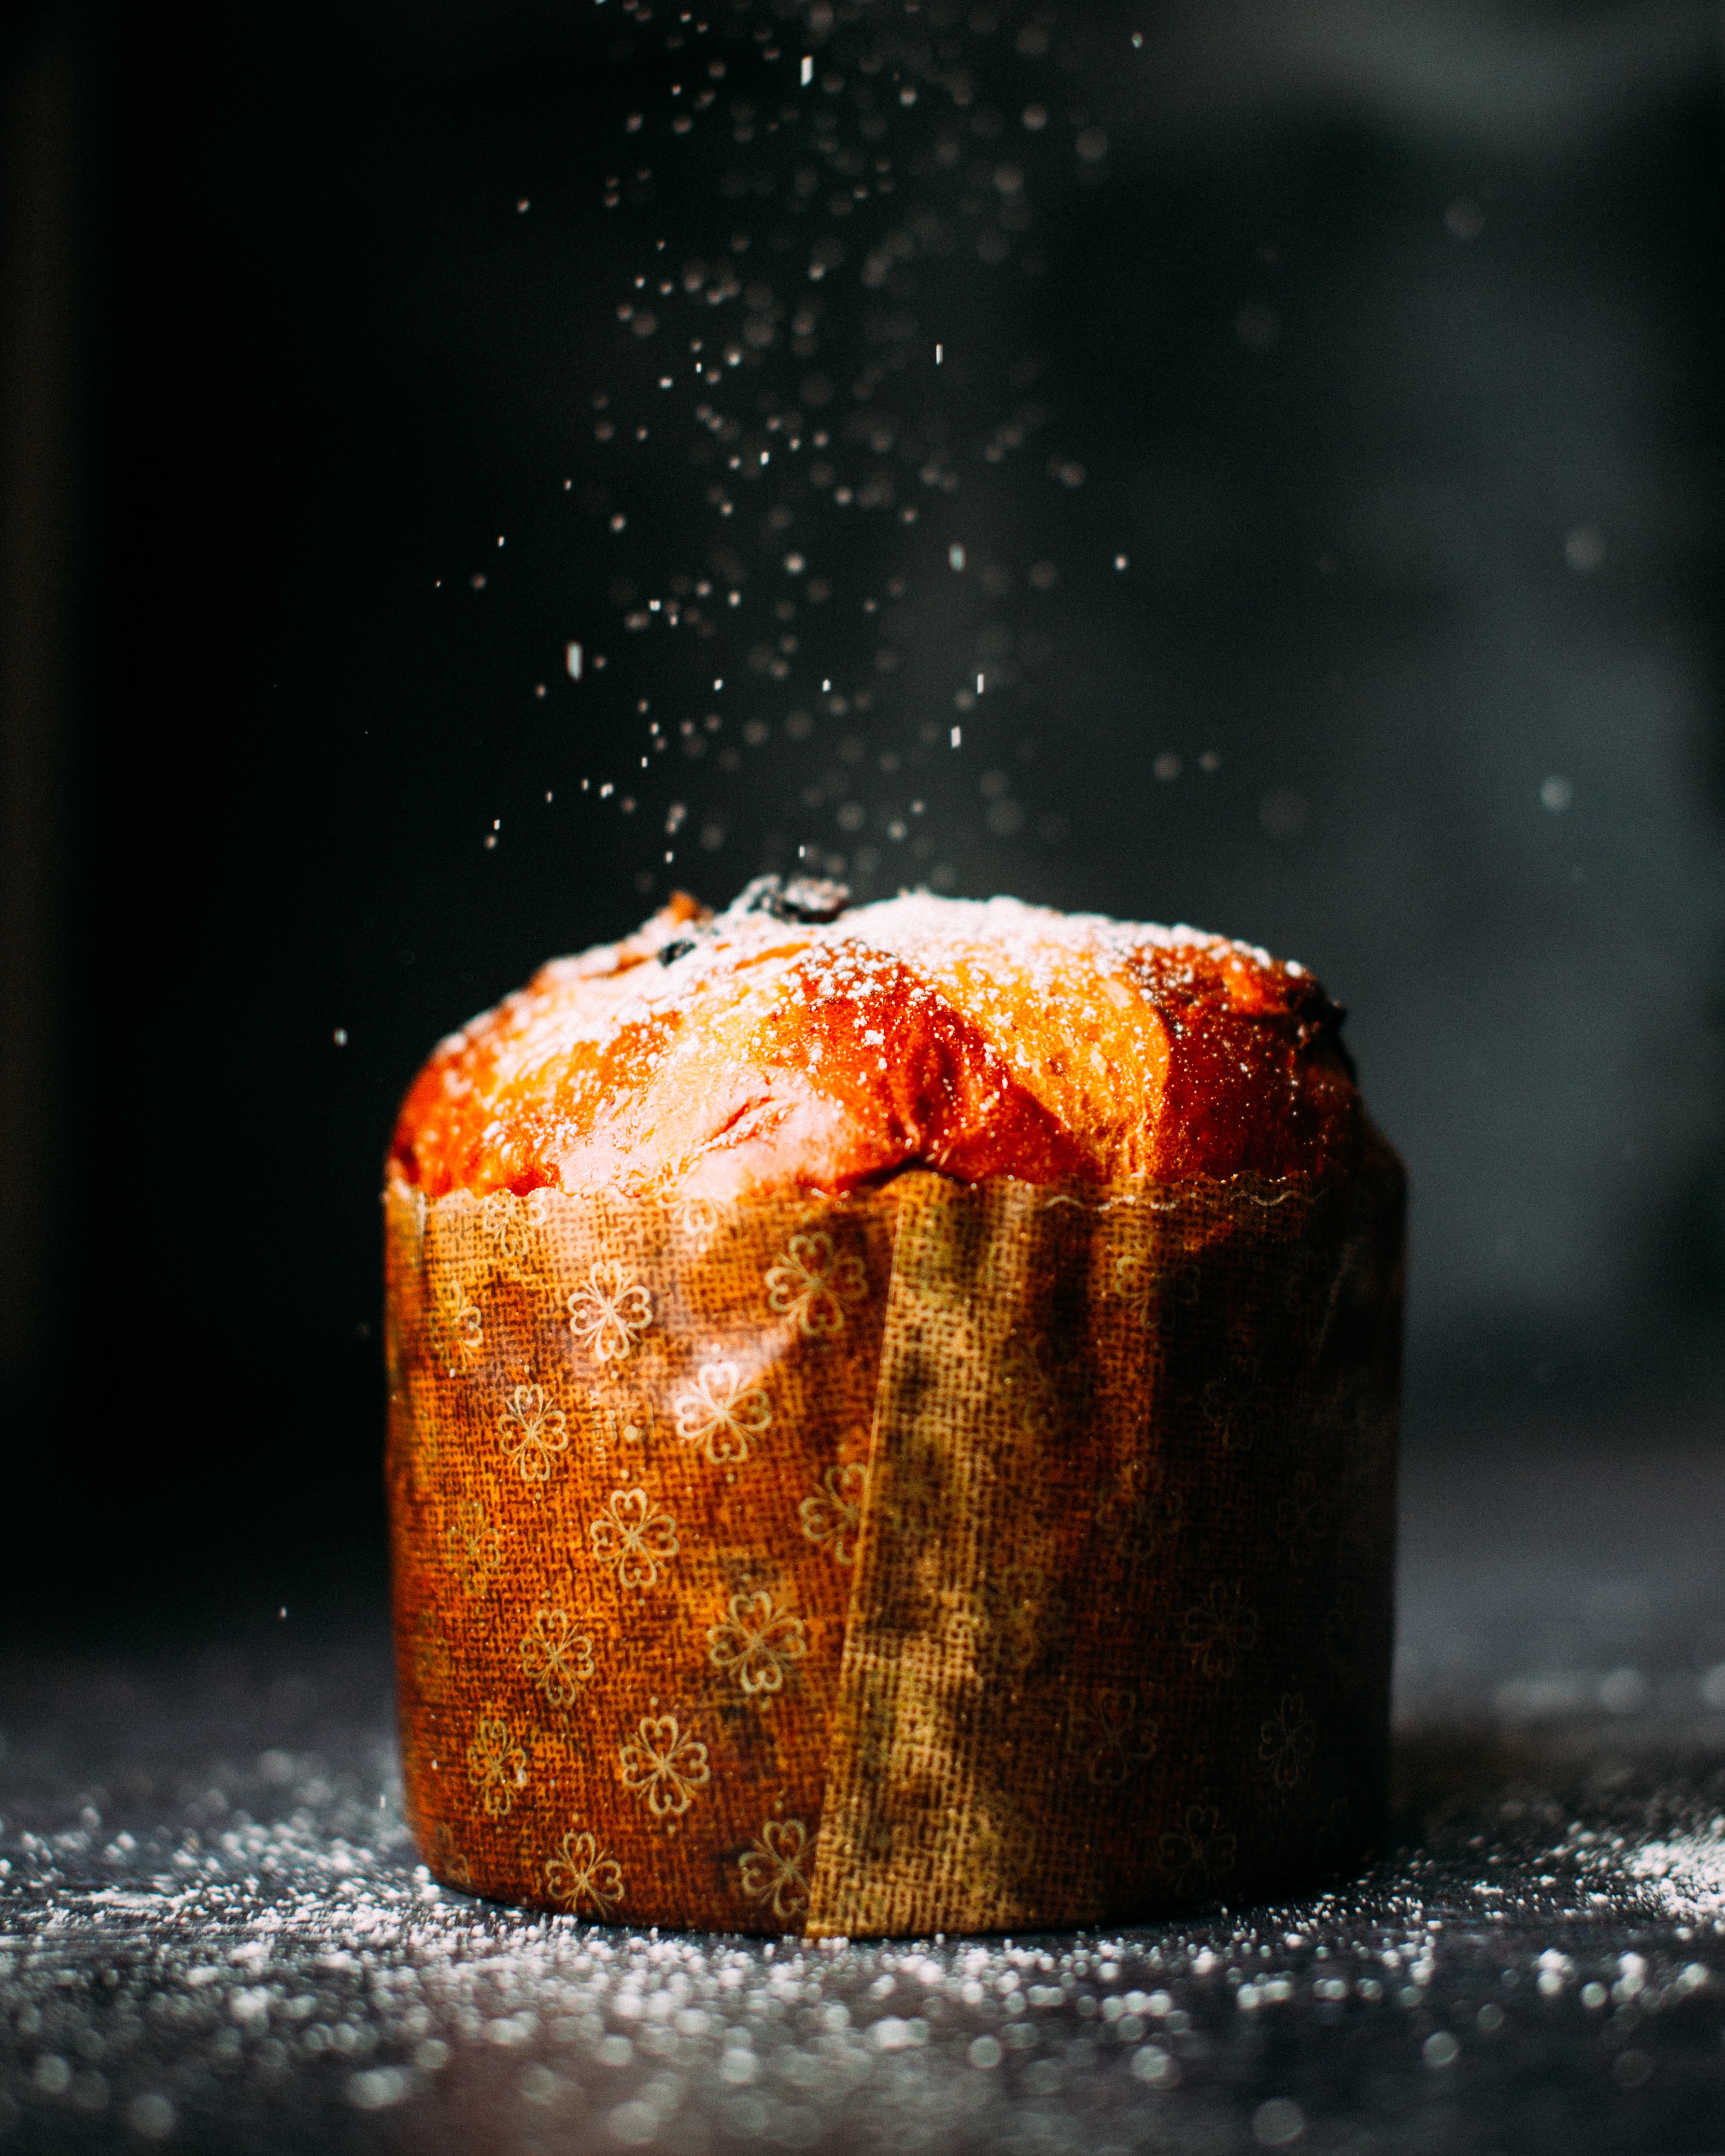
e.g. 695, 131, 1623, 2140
384, 1159, 1403, 1936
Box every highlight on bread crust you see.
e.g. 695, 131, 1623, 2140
390, 880, 1372, 1205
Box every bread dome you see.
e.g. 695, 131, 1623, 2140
390, 878, 1373, 1204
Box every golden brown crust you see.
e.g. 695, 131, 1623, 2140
389, 887, 1374, 1201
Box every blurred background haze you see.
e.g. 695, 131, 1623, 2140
0, 0, 1720, 1629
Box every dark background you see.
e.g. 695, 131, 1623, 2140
0, 0, 1719, 1638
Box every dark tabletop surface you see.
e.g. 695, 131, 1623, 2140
4, 1421, 1725, 2156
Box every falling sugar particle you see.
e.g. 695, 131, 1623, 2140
935, 342, 943, 365
1540, 775, 1573, 813
1565, 525, 1606, 574
1115, 553, 1129, 570
332, 1029, 348, 1047
1445, 197, 1485, 241
949, 544, 966, 570
566, 641, 583, 680
951, 726, 962, 748
976, 673, 984, 693
800, 53, 813, 84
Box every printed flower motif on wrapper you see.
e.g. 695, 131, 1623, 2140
997, 1330, 1061, 1440
1159, 1803, 1237, 1892
1259, 1692, 1317, 1789
798, 1460, 868, 1565
673, 1361, 772, 1466
706, 1589, 809, 1697
1201, 1356, 1266, 1453
519, 1606, 596, 1708
589, 1488, 679, 1590
1111, 1247, 1201, 1321
1074, 1687, 1160, 1789
1115, 1454, 1186, 1560
467, 1709, 529, 1819
444, 1500, 504, 1597
427, 1271, 483, 1376
545, 1827, 623, 1918
481, 1187, 542, 1282
568, 1259, 654, 1366
497, 1383, 571, 1483
1181, 1580, 1260, 1681
991, 1548, 1071, 1675
739, 1817, 811, 1925
429, 1821, 474, 1892
618, 1714, 711, 1818
1276, 1471, 1327, 1568
664, 1189, 727, 1241
764, 1230, 868, 1338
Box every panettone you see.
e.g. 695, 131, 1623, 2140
384, 881, 1404, 1936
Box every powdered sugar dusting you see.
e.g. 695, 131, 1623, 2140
5, 1599, 1724, 2152
391, 885, 1343, 1202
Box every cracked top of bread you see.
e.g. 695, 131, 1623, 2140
389, 879, 1383, 1203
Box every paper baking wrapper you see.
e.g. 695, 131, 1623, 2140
384, 1160, 1403, 1936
